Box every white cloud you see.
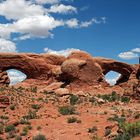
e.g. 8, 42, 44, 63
65, 18, 79, 28
0, 38, 17, 52
80, 18, 101, 28
36, 0, 60, 4
106, 74, 121, 85
13, 15, 64, 38
131, 48, 140, 53
66, 18, 106, 28
7, 70, 27, 85
0, 23, 14, 39
118, 51, 139, 60
44, 48, 80, 57
48, 4, 77, 14
0, 15, 102, 40
0, 0, 45, 20
0, 0, 106, 43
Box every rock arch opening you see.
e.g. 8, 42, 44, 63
6, 69, 27, 85
105, 71, 121, 86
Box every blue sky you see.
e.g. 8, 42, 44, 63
0, 0, 140, 85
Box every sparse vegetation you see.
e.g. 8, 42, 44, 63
97, 91, 130, 103
31, 104, 41, 110
10, 105, 15, 110
32, 134, 47, 140
88, 126, 98, 133
23, 110, 38, 119
5, 125, 15, 133
58, 106, 76, 115
70, 95, 79, 105
0, 115, 9, 120
67, 117, 80, 123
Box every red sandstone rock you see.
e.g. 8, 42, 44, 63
0, 51, 139, 94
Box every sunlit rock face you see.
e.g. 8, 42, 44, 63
0, 51, 139, 92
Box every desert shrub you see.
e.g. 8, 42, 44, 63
114, 133, 131, 140
32, 134, 47, 140
20, 126, 29, 136
20, 117, 30, 124
97, 92, 130, 103
23, 110, 38, 119
31, 104, 41, 110
30, 86, 37, 93
70, 95, 79, 105
58, 106, 76, 115
10, 105, 15, 110
0, 115, 9, 120
5, 124, 15, 132
114, 121, 140, 139
98, 91, 119, 102
67, 117, 78, 123
88, 126, 98, 133
20, 130, 28, 136
123, 121, 140, 137
108, 114, 126, 129
121, 96, 130, 103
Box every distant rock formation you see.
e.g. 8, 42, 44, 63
0, 51, 139, 93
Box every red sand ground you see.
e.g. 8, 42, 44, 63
0, 86, 140, 140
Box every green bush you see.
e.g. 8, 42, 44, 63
67, 117, 78, 123
32, 134, 47, 140
70, 95, 79, 105
23, 110, 38, 119
5, 124, 15, 132
10, 105, 15, 110
0, 115, 9, 120
121, 96, 130, 103
114, 133, 131, 140
58, 106, 76, 115
20, 117, 30, 124
97, 92, 130, 104
123, 121, 140, 137
98, 91, 120, 102
30, 86, 37, 93
31, 104, 41, 110
114, 121, 140, 139
88, 126, 98, 133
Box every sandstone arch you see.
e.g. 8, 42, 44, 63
0, 51, 138, 92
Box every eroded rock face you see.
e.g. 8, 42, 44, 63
0, 70, 10, 86
0, 51, 139, 93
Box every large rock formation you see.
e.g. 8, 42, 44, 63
0, 51, 139, 93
